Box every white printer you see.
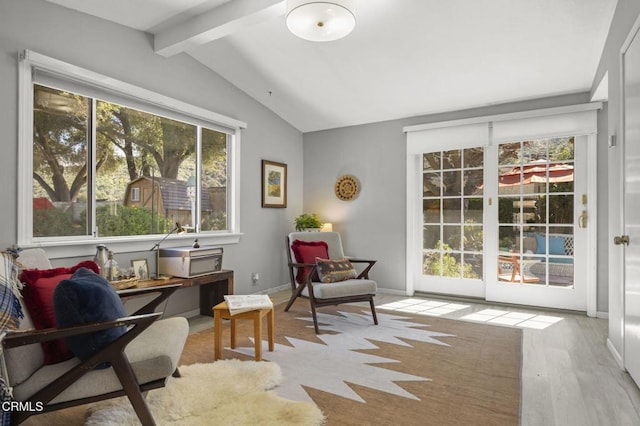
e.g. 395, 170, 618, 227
158, 246, 223, 278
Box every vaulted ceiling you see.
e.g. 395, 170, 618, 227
44, 0, 616, 132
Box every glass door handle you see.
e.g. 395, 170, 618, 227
614, 235, 630, 245
579, 210, 587, 228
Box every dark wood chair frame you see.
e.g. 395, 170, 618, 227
2, 283, 182, 426
284, 236, 378, 333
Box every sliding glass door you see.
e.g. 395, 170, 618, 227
407, 113, 596, 312
414, 139, 588, 309
497, 139, 576, 287
485, 137, 588, 310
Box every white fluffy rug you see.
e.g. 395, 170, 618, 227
85, 360, 325, 425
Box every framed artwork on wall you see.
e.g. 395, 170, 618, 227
262, 160, 287, 208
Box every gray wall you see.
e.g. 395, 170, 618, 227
304, 92, 611, 312
0, 0, 303, 314
591, 0, 640, 361
0, 0, 625, 323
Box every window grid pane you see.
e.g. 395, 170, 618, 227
423, 148, 483, 280
33, 85, 90, 237
497, 138, 575, 287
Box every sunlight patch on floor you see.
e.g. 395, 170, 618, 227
460, 309, 563, 329
379, 298, 471, 316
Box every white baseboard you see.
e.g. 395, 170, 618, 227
607, 338, 624, 369
597, 311, 609, 319
377, 287, 411, 296
256, 284, 290, 294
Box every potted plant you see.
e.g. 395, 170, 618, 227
294, 213, 323, 231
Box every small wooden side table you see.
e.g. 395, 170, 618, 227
213, 300, 275, 361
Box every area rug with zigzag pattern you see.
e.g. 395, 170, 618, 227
181, 298, 522, 426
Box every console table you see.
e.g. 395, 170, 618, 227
119, 269, 234, 316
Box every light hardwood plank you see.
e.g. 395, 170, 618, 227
20, 291, 640, 426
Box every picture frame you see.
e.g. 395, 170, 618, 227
261, 160, 287, 208
131, 259, 149, 280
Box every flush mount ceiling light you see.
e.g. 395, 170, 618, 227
286, 0, 356, 42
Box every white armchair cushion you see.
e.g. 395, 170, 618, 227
305, 279, 377, 299
11, 316, 188, 403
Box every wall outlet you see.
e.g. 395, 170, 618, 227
251, 272, 259, 284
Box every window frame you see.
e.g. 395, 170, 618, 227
18, 50, 246, 258
405, 102, 601, 315
130, 187, 140, 203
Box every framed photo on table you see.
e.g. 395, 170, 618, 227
261, 160, 287, 208
131, 259, 149, 280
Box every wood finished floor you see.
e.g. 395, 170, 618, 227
22, 290, 640, 426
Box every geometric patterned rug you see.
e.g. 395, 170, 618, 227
182, 299, 522, 425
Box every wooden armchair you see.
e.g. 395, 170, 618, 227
1, 249, 188, 425
498, 254, 541, 283
285, 232, 378, 333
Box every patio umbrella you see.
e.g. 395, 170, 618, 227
499, 162, 573, 186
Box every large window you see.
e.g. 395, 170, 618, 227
20, 51, 245, 247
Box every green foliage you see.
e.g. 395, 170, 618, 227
33, 208, 82, 237
549, 137, 574, 161
34, 204, 174, 238
500, 237, 514, 250
96, 205, 171, 236
498, 197, 514, 225
294, 213, 323, 231
534, 191, 573, 229
463, 223, 483, 251
202, 212, 227, 231
423, 241, 479, 279
34, 86, 228, 204
33, 85, 89, 202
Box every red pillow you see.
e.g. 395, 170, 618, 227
291, 240, 329, 284
20, 260, 100, 364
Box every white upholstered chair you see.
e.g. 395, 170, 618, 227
1, 248, 188, 425
285, 232, 378, 333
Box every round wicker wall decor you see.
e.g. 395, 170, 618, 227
335, 174, 359, 201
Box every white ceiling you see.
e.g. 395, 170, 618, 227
44, 0, 617, 132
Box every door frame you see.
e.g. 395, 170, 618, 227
405, 105, 600, 316
620, 13, 640, 379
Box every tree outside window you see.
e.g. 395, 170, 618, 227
32, 84, 229, 239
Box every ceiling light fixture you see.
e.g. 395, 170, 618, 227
286, 0, 356, 42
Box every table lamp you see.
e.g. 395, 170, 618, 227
150, 222, 185, 278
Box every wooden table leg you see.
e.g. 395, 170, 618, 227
230, 317, 237, 349
214, 309, 222, 360
254, 311, 262, 361
267, 308, 275, 352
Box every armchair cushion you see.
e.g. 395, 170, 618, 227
306, 279, 377, 299
291, 240, 328, 284
53, 268, 127, 363
315, 257, 356, 283
19, 261, 99, 364
11, 316, 189, 403
549, 236, 566, 255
